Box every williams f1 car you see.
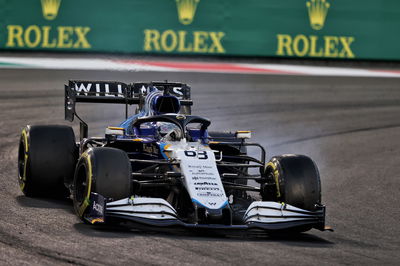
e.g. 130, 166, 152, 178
18, 80, 330, 233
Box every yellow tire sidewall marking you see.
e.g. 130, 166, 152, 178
266, 161, 281, 198
19, 128, 29, 191
77, 151, 93, 217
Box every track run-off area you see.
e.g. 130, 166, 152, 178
0, 56, 399, 265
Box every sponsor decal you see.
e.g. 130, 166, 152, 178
191, 175, 215, 180
196, 192, 225, 197
195, 187, 220, 191
6, 0, 91, 50
41, 0, 61, 20
87, 193, 105, 224
194, 182, 218, 186
276, 0, 355, 59
143, 144, 159, 155
175, 0, 200, 25
179, 150, 227, 209
143, 30, 225, 54
73, 82, 125, 97
306, 0, 329, 30
138, 85, 184, 99
143, 0, 226, 54
93, 200, 104, 215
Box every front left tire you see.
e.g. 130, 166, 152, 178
18, 125, 78, 197
72, 147, 132, 220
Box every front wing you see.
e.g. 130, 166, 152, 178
85, 193, 328, 231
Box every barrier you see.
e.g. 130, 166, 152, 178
1, 0, 399, 60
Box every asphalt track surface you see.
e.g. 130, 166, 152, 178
0, 68, 399, 265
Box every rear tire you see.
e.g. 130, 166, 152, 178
73, 147, 132, 219
264, 155, 321, 211
17, 125, 77, 197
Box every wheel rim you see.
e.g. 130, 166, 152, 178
18, 139, 26, 184
74, 164, 88, 205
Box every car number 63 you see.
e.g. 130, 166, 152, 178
184, 150, 208, 160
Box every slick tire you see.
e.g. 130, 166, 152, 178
264, 155, 321, 211
73, 147, 132, 219
18, 125, 78, 198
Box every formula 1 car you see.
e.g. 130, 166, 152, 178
18, 80, 329, 233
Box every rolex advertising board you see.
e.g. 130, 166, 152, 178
1, 0, 400, 60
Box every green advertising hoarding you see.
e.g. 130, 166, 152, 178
1, 0, 399, 60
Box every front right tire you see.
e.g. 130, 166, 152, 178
263, 154, 322, 233
263, 154, 321, 211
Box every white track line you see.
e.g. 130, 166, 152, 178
242, 63, 400, 78
0, 56, 399, 78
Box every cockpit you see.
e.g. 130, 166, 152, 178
133, 114, 211, 143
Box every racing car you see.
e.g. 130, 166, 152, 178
18, 80, 329, 233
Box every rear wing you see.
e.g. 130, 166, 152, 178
65, 80, 192, 122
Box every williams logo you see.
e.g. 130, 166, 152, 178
175, 0, 200, 25
276, 0, 355, 59
306, 0, 330, 30
5, 0, 91, 49
41, 0, 61, 20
